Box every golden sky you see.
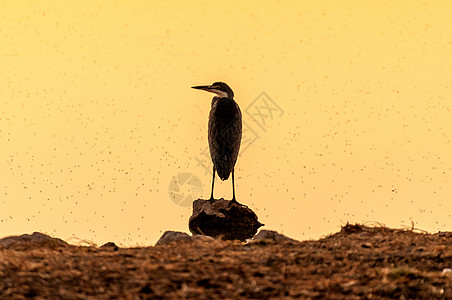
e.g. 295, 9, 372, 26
0, 1, 451, 245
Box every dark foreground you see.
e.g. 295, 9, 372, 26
1, 224, 452, 299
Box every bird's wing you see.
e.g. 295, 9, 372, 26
208, 99, 242, 180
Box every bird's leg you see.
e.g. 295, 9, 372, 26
209, 166, 215, 203
229, 169, 246, 207
232, 169, 236, 202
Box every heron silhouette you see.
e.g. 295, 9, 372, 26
192, 82, 243, 206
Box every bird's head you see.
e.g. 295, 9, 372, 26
191, 82, 234, 99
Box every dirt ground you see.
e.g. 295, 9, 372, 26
1, 224, 452, 299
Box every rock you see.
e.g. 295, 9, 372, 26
100, 242, 119, 250
0, 232, 68, 248
189, 198, 263, 241
155, 231, 192, 246
252, 230, 297, 242
155, 231, 215, 246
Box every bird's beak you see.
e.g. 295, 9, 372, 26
191, 85, 213, 91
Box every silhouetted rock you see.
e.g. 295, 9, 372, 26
100, 242, 119, 251
189, 198, 263, 241
155, 231, 215, 246
156, 231, 192, 245
0, 232, 68, 248
252, 230, 297, 242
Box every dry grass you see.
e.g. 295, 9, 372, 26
1, 224, 452, 299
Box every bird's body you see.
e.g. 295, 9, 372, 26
208, 96, 242, 180
192, 82, 243, 205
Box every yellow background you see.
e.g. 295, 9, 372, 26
0, 1, 451, 245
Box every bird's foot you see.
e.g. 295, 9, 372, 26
229, 198, 247, 208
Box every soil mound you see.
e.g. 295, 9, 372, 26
1, 224, 451, 298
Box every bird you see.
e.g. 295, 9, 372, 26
192, 82, 243, 206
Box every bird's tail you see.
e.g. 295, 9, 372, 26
216, 158, 233, 181
217, 168, 231, 181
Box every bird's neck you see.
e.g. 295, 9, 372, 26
211, 96, 234, 108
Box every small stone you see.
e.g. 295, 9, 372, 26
100, 242, 119, 251
442, 268, 452, 274
252, 230, 297, 242
155, 231, 192, 246
189, 198, 263, 241
0, 232, 68, 248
